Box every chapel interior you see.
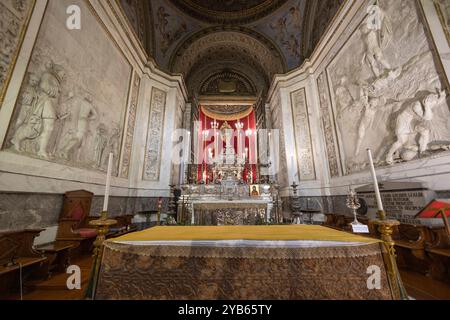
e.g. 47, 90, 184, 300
0, 0, 450, 301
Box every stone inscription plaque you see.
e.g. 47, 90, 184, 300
356, 182, 435, 223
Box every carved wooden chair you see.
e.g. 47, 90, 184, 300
56, 190, 97, 246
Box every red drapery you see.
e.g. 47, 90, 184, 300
197, 108, 257, 184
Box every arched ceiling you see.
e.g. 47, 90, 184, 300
168, 0, 289, 24
118, 0, 345, 97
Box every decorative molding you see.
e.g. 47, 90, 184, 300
317, 72, 341, 178
120, 71, 141, 179
143, 87, 167, 181
290, 88, 316, 181
201, 105, 253, 121
0, 0, 36, 107
169, 0, 289, 25
200, 70, 256, 96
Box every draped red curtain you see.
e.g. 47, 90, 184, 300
198, 108, 257, 184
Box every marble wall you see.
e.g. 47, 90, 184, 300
0, 192, 169, 232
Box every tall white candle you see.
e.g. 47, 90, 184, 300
103, 153, 113, 212
291, 155, 297, 183
367, 149, 384, 212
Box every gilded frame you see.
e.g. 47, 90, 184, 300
0, 0, 37, 108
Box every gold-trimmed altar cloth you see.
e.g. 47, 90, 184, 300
95, 226, 395, 300
111, 225, 380, 244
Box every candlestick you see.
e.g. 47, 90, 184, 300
367, 148, 385, 219
103, 153, 113, 212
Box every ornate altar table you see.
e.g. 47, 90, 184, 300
190, 199, 270, 225
94, 225, 398, 300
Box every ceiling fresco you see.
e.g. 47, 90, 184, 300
118, 0, 344, 96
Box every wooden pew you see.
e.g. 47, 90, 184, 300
34, 242, 74, 279
392, 224, 432, 275
425, 227, 450, 283
322, 213, 450, 283
0, 229, 47, 298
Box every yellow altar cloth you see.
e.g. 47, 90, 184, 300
112, 225, 380, 244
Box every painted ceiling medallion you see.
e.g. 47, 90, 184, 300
169, 0, 289, 24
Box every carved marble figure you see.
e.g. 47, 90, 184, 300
10, 62, 65, 159
58, 93, 99, 161
361, 6, 392, 77
93, 124, 107, 168
386, 90, 447, 164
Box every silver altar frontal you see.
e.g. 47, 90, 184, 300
179, 183, 276, 226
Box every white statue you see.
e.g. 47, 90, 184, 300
386, 90, 447, 164
354, 66, 403, 156
93, 124, 107, 168
15, 73, 40, 128
58, 94, 98, 160
354, 87, 386, 156
11, 64, 63, 159
335, 76, 355, 118
106, 126, 120, 159
361, 6, 392, 77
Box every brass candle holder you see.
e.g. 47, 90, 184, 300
373, 212, 408, 300
85, 211, 117, 300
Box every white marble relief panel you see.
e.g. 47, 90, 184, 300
317, 72, 341, 178
291, 88, 316, 181
120, 72, 140, 179
327, 0, 450, 175
271, 96, 288, 187
0, 0, 35, 106
3, 0, 132, 176
434, 0, 450, 46
143, 87, 166, 181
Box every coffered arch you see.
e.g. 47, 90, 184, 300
169, 28, 287, 82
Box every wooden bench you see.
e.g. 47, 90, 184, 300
34, 242, 74, 279
323, 213, 450, 283
425, 227, 450, 283
0, 229, 47, 298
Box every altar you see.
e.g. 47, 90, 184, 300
94, 225, 399, 300
180, 183, 275, 226
178, 115, 280, 225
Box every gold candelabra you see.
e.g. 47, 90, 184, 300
85, 211, 117, 300
373, 211, 409, 300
